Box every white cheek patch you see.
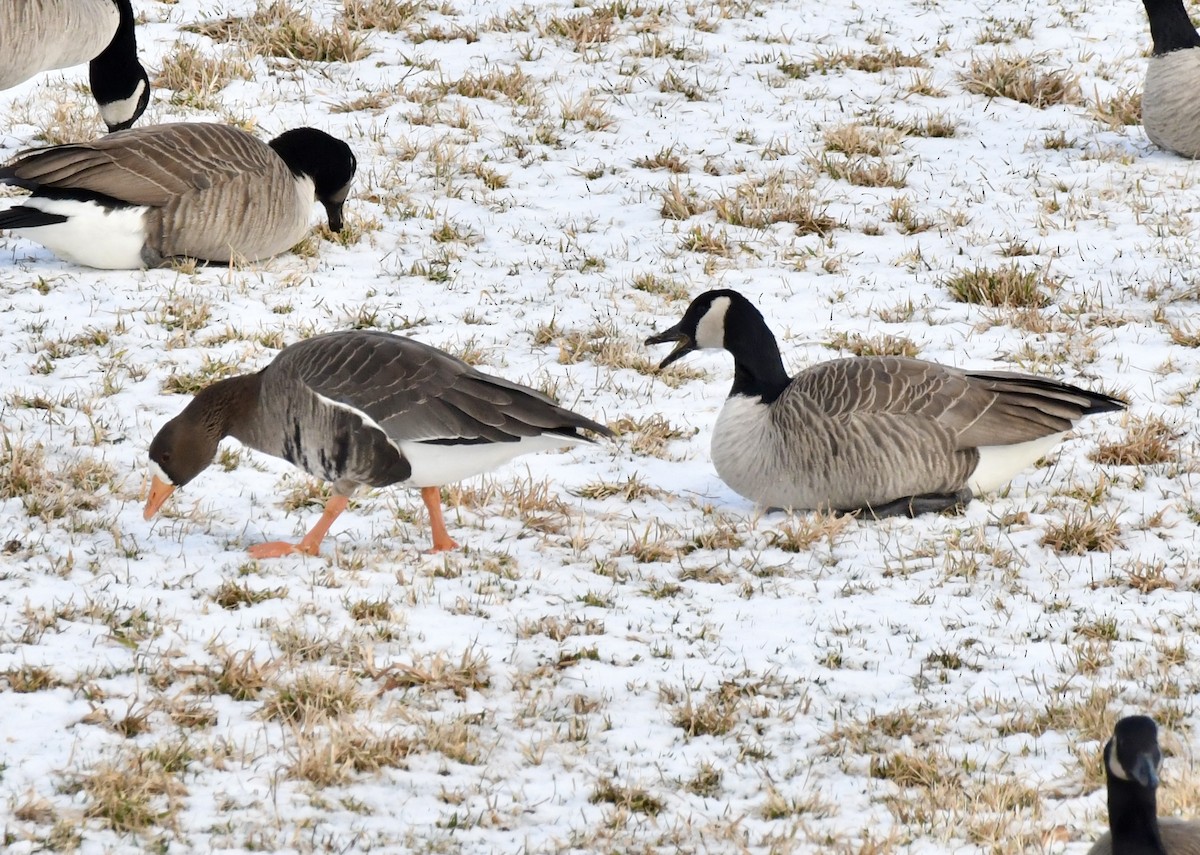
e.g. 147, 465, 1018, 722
1107, 741, 1131, 781
149, 460, 174, 487
99, 79, 147, 129
695, 296, 731, 349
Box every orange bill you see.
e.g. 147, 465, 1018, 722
143, 475, 176, 521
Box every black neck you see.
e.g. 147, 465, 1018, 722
724, 305, 792, 403
1108, 773, 1168, 855
1144, 0, 1200, 55
88, 0, 144, 100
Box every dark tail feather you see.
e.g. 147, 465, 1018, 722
0, 206, 68, 230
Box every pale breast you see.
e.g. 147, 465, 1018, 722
1144, 50, 1200, 158
710, 390, 973, 511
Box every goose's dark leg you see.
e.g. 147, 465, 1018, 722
421, 486, 459, 553
248, 495, 350, 559
853, 488, 973, 519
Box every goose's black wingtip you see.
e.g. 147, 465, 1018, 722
1085, 391, 1129, 415
0, 206, 68, 231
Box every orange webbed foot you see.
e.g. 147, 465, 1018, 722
248, 541, 308, 559
423, 535, 459, 554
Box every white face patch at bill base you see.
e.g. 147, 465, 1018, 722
149, 460, 174, 487
694, 296, 730, 349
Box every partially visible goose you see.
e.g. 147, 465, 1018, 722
143, 330, 612, 557
1088, 715, 1200, 855
1142, 0, 1200, 157
644, 289, 1125, 516
0, 122, 356, 268
1, 0, 149, 132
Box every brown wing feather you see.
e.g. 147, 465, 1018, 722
276, 331, 611, 445
788, 357, 1123, 450
0, 123, 279, 207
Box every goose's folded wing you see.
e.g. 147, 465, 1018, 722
0, 124, 277, 207
790, 357, 1123, 449
287, 332, 610, 445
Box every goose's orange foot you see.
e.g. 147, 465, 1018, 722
248, 540, 311, 559
424, 534, 459, 554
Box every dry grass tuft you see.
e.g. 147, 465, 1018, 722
1090, 415, 1178, 466
711, 176, 841, 235
1040, 508, 1123, 554
288, 725, 415, 785
811, 47, 928, 74
155, 41, 253, 109
826, 330, 920, 358
70, 752, 187, 832
591, 776, 665, 814
961, 54, 1081, 107
942, 264, 1055, 308
1090, 87, 1141, 128
186, 1, 370, 63
340, 0, 426, 31
377, 648, 491, 699
261, 671, 364, 724
543, 10, 617, 51
767, 512, 853, 552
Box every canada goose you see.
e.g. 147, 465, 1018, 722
1088, 715, 1200, 855
0, 122, 357, 269
644, 289, 1125, 517
143, 329, 612, 557
1142, 0, 1200, 157
1, 0, 149, 132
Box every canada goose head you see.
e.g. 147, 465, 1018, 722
89, 0, 150, 132
144, 376, 257, 520
268, 128, 358, 232
644, 289, 752, 368
1107, 715, 1162, 792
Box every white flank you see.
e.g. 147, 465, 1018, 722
968, 432, 1063, 494
7, 198, 148, 269
400, 434, 586, 487
1144, 49, 1200, 157
311, 390, 583, 486
98, 79, 147, 130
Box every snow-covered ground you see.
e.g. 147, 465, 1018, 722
2, 0, 1199, 851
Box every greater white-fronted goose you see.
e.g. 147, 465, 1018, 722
143, 330, 613, 557
645, 289, 1125, 517
1, 0, 149, 132
1142, 0, 1200, 157
0, 122, 356, 268
1088, 715, 1200, 855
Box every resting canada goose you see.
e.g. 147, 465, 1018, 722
1088, 715, 1200, 855
143, 330, 612, 557
1142, 0, 1200, 157
1, 0, 149, 132
645, 289, 1125, 516
0, 122, 356, 269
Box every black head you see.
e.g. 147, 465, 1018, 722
89, 0, 150, 132
1108, 716, 1162, 791
644, 289, 765, 369
268, 128, 358, 232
